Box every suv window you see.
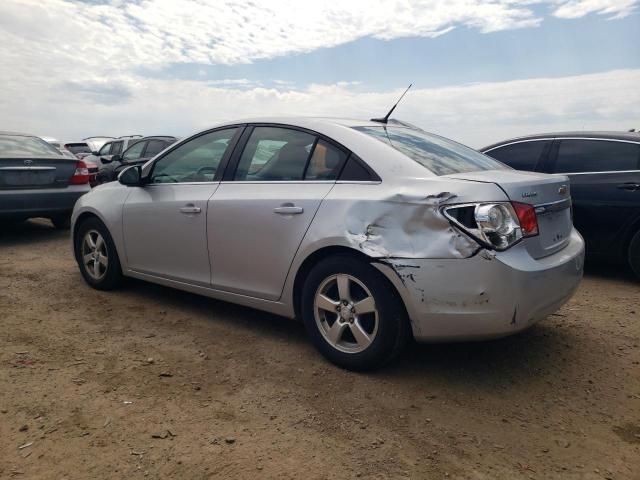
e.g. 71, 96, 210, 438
485, 140, 550, 171
98, 142, 112, 156
354, 126, 506, 176
123, 141, 146, 162
111, 141, 123, 155
144, 139, 167, 158
554, 139, 640, 173
151, 128, 237, 183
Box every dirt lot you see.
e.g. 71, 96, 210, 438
1, 219, 639, 479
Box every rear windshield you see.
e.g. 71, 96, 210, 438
65, 143, 92, 154
0, 135, 63, 157
354, 126, 507, 176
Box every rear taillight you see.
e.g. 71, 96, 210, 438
443, 201, 539, 251
69, 160, 90, 185
511, 202, 539, 237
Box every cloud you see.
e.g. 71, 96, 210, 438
552, 0, 638, 19
0, 1, 637, 145
2, 0, 636, 74
3, 69, 638, 147
59, 80, 133, 104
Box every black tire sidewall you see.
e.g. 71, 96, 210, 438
74, 217, 122, 290
301, 254, 406, 371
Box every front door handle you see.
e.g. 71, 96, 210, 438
617, 183, 640, 191
179, 204, 201, 214
274, 203, 304, 215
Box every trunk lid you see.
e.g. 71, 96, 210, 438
446, 169, 573, 258
0, 157, 78, 189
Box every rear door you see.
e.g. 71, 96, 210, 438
208, 125, 347, 300
548, 138, 640, 255
122, 128, 241, 285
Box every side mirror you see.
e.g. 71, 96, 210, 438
91, 151, 99, 156
118, 165, 142, 186
100, 155, 113, 164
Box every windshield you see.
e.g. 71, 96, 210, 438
0, 134, 63, 157
354, 126, 507, 176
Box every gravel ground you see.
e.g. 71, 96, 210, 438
1, 219, 639, 479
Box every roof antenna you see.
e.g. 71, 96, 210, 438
371, 83, 412, 124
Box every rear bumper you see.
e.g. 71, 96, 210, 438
378, 228, 585, 341
0, 185, 90, 219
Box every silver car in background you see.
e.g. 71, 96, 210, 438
71, 118, 584, 370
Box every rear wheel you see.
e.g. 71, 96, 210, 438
628, 229, 640, 279
301, 254, 409, 371
51, 214, 71, 229
75, 217, 123, 290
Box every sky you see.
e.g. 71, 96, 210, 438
0, 0, 638, 148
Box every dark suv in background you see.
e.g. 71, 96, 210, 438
95, 136, 177, 185
482, 132, 640, 277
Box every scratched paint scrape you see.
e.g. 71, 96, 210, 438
345, 191, 478, 259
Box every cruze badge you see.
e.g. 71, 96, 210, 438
522, 191, 537, 198
558, 185, 568, 195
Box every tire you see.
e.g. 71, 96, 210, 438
51, 214, 71, 229
74, 217, 123, 290
628, 229, 640, 280
301, 254, 409, 371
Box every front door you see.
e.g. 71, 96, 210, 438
122, 127, 241, 285
208, 126, 347, 300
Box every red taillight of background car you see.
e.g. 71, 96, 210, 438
511, 202, 539, 237
69, 160, 90, 185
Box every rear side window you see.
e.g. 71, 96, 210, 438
111, 141, 123, 155
235, 127, 345, 181
485, 140, 550, 171
305, 139, 347, 180
144, 139, 167, 158
354, 126, 506, 176
553, 139, 640, 173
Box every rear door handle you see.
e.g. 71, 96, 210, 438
273, 204, 304, 215
179, 204, 201, 214
617, 183, 640, 191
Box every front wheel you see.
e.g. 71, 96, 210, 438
74, 217, 123, 290
628, 229, 640, 279
301, 254, 409, 371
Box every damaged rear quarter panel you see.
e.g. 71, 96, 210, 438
308, 178, 509, 260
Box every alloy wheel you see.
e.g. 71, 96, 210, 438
81, 229, 109, 281
313, 273, 379, 354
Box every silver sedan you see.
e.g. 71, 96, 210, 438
71, 118, 585, 370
